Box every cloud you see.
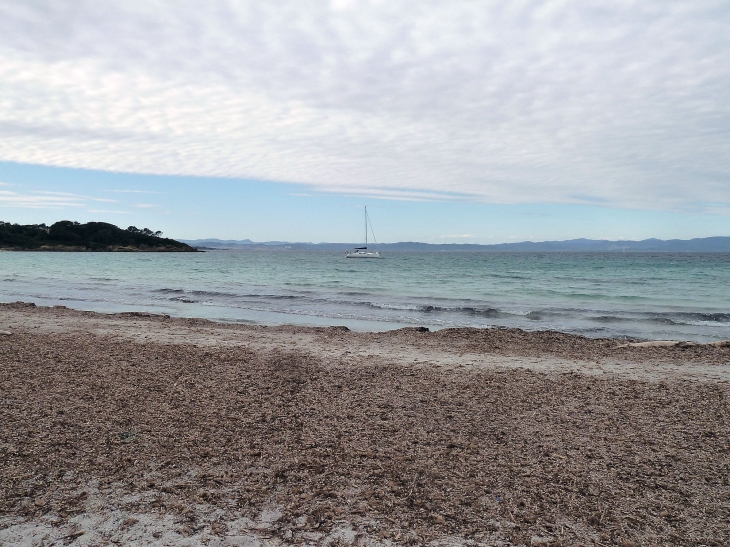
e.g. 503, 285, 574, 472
32, 191, 117, 203
311, 186, 476, 202
440, 234, 475, 239
0, 1, 728, 211
0, 190, 120, 209
133, 203, 159, 208
0, 190, 86, 209
107, 189, 164, 194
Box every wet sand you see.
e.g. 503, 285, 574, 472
1, 303, 729, 546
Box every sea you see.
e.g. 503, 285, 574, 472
1, 251, 729, 342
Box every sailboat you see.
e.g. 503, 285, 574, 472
345, 206, 382, 258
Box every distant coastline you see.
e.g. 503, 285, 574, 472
182, 236, 730, 253
0, 221, 197, 252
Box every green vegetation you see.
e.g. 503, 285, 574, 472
0, 221, 196, 251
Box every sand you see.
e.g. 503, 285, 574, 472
1, 302, 729, 546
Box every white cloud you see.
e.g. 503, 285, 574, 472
0, 1, 728, 211
32, 191, 117, 203
0, 189, 120, 209
107, 189, 163, 194
0, 190, 86, 209
313, 186, 474, 202
441, 234, 475, 239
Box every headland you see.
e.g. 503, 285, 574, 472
0, 221, 197, 252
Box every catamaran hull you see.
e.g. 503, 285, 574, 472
345, 253, 382, 258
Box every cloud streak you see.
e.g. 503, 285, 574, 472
0, 1, 728, 212
0, 190, 86, 209
107, 190, 164, 194
0, 190, 119, 210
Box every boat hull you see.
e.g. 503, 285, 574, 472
345, 251, 381, 258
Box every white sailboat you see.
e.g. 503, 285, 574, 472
345, 206, 382, 258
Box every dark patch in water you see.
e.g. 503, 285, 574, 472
191, 290, 238, 297
675, 312, 730, 323
237, 294, 302, 300
450, 306, 501, 317
590, 315, 635, 323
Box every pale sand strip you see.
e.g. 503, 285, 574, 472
2, 303, 729, 383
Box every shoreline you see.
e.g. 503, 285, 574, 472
3, 295, 729, 343
2, 301, 730, 374
2, 303, 730, 546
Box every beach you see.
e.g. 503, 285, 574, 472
1, 302, 730, 546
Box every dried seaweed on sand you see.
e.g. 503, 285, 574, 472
1, 308, 729, 545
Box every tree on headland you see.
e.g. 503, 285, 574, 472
127, 226, 163, 237
0, 221, 194, 251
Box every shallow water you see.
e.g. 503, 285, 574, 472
1, 251, 729, 341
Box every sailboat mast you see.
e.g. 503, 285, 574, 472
365, 206, 368, 246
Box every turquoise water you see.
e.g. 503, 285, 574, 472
1, 251, 729, 341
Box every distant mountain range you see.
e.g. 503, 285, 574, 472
182, 236, 730, 252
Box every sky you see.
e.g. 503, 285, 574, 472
0, 0, 728, 243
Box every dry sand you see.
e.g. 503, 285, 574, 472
1, 302, 729, 547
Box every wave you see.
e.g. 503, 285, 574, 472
22, 278, 730, 332
589, 312, 730, 327
155, 288, 304, 300
590, 315, 636, 323
354, 301, 502, 317
125, 281, 730, 335
483, 273, 528, 280
248, 294, 302, 300
448, 306, 501, 317
190, 290, 240, 298
674, 312, 730, 323
644, 312, 730, 326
